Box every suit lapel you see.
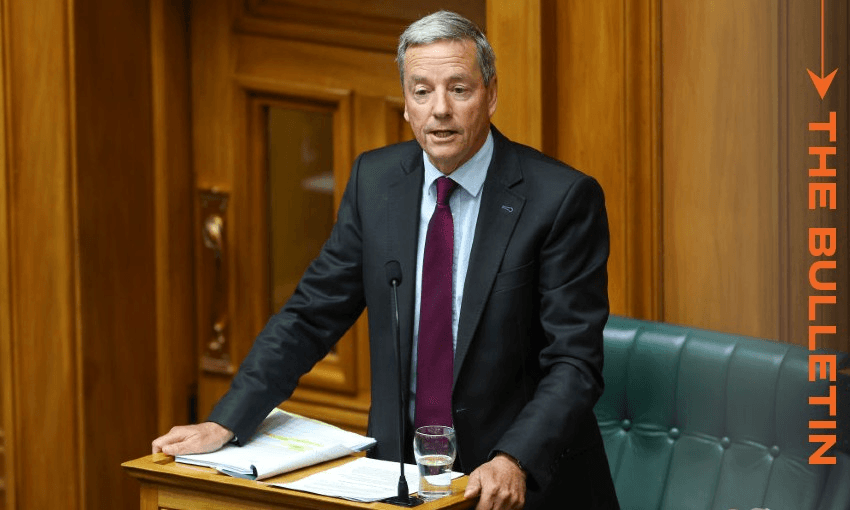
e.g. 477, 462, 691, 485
386, 146, 424, 395
454, 129, 525, 386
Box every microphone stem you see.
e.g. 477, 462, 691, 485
391, 281, 408, 494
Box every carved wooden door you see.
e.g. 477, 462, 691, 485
188, 0, 434, 434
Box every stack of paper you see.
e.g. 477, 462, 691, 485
176, 409, 376, 480
275, 457, 464, 502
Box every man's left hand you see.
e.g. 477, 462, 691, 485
463, 453, 526, 510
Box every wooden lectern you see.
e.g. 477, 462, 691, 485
123, 454, 475, 510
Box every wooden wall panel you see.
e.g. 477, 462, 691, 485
234, 36, 402, 98
0, 1, 12, 506
73, 0, 160, 508
661, 0, 779, 339
780, 0, 849, 353
1, 0, 174, 508
490, 0, 847, 348
621, 0, 662, 321
487, 0, 543, 151
506, 0, 661, 321
190, 0, 239, 420
150, 0, 197, 433
554, 1, 626, 317
1, 1, 82, 509
237, 0, 485, 53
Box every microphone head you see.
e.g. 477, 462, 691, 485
384, 260, 402, 286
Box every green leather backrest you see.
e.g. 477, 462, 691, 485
595, 316, 850, 510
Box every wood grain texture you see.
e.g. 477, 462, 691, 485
623, 0, 662, 321
123, 454, 474, 510
3, 0, 173, 508
779, 0, 849, 352
487, 0, 543, 150
548, 0, 661, 320
554, 0, 624, 316
0, 1, 13, 507
139, 482, 160, 510
192, 1, 404, 433
662, 0, 779, 339
191, 0, 237, 417
235, 35, 401, 98
72, 0, 160, 507
150, 0, 197, 434
236, 0, 485, 54
2, 1, 83, 509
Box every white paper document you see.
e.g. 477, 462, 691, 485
175, 409, 376, 480
274, 457, 464, 502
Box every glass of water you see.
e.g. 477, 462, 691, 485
413, 425, 457, 500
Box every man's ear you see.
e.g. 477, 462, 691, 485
403, 102, 409, 122
487, 75, 498, 117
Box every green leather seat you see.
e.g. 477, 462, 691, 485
595, 316, 849, 510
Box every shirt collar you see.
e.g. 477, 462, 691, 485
422, 129, 493, 199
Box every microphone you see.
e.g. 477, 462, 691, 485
383, 261, 422, 507
385, 260, 402, 287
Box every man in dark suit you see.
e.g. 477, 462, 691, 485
154, 10, 618, 509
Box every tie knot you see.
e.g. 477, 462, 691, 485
435, 177, 457, 206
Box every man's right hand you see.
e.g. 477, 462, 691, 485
151, 422, 235, 456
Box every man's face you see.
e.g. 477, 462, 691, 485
402, 39, 497, 175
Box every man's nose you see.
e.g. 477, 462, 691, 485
432, 91, 451, 118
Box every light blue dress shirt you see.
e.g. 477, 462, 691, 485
409, 130, 494, 421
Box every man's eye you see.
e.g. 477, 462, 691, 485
414, 89, 428, 96
453, 87, 467, 94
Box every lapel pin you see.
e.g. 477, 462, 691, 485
501, 205, 514, 213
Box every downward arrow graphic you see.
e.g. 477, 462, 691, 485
807, 69, 838, 99
806, 0, 838, 99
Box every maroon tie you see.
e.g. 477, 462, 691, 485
415, 176, 457, 429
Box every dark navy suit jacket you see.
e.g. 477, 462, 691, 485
209, 127, 618, 507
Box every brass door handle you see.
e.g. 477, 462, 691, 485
202, 214, 224, 258
198, 190, 233, 374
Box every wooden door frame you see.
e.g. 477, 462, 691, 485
184, 0, 405, 432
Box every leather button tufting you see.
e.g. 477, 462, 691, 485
668, 427, 680, 439
622, 419, 632, 431
720, 437, 731, 449
769, 445, 780, 457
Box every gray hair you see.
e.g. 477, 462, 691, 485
396, 10, 496, 87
